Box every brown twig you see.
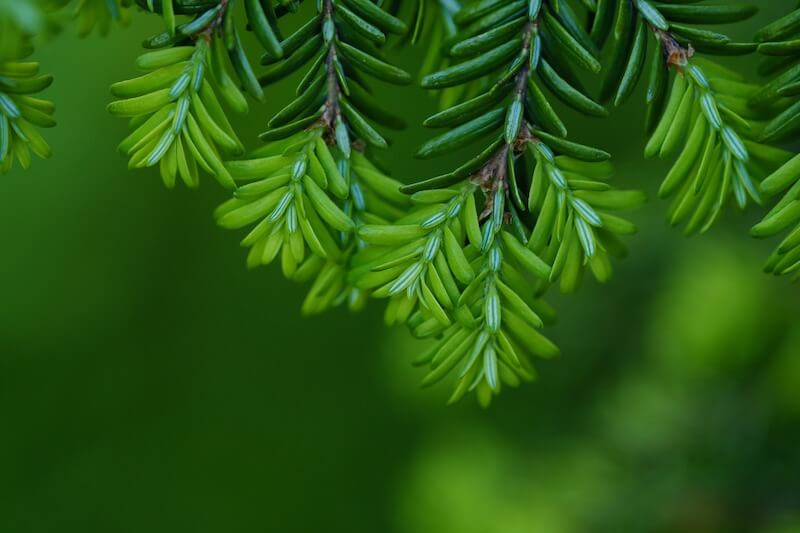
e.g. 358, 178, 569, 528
199, 0, 230, 41
319, 0, 343, 142
471, 21, 536, 221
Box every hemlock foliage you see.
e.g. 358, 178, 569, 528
2, 0, 799, 405
750, 5, 800, 281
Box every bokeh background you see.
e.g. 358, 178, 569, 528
2, 3, 799, 531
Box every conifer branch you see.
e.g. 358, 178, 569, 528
355, 0, 645, 405
0, 1, 56, 174
215, 0, 413, 313
599, 0, 788, 234
750, 6, 800, 281
107, 0, 275, 188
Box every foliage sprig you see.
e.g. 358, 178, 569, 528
0, 0, 57, 174
350, 1, 646, 405
214, 0, 415, 314
750, 5, 800, 281
594, 0, 793, 235
4, 0, 800, 406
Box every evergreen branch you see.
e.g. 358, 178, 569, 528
0, 58, 56, 174
597, 0, 784, 233
215, 0, 413, 313
0, 1, 56, 174
353, 0, 645, 405
750, 6, 800, 281
107, 0, 277, 188
1, 0, 137, 175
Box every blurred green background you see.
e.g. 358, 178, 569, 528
2, 3, 800, 532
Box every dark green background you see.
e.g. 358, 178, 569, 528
2, 3, 800, 531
